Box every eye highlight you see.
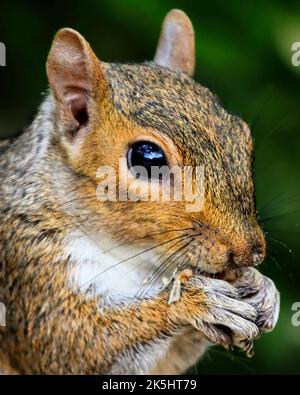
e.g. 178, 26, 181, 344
127, 141, 168, 179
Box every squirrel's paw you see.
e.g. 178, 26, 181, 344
232, 268, 280, 333
181, 276, 260, 354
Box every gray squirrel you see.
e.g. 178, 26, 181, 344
0, 10, 279, 374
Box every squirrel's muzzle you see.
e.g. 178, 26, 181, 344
229, 230, 266, 268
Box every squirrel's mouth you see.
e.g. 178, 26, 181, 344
197, 268, 243, 282
192, 254, 242, 281
197, 270, 227, 280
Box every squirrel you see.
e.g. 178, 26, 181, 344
0, 9, 279, 374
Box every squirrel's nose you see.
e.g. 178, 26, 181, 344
230, 242, 265, 268
251, 244, 265, 266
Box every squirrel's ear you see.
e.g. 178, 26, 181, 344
47, 28, 106, 141
154, 9, 195, 77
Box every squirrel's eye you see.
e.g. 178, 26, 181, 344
127, 141, 168, 179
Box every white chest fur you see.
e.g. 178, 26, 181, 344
65, 231, 166, 303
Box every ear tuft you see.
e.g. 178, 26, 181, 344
154, 9, 195, 76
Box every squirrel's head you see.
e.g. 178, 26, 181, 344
46, 9, 265, 276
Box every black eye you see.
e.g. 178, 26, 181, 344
127, 141, 168, 179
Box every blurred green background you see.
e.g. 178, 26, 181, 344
0, 0, 299, 374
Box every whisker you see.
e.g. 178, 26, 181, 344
265, 229, 300, 236
126, 239, 195, 335
132, 238, 195, 304
77, 235, 193, 293
101, 227, 194, 255
266, 237, 294, 256
115, 234, 194, 303
266, 248, 282, 271
260, 209, 300, 223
